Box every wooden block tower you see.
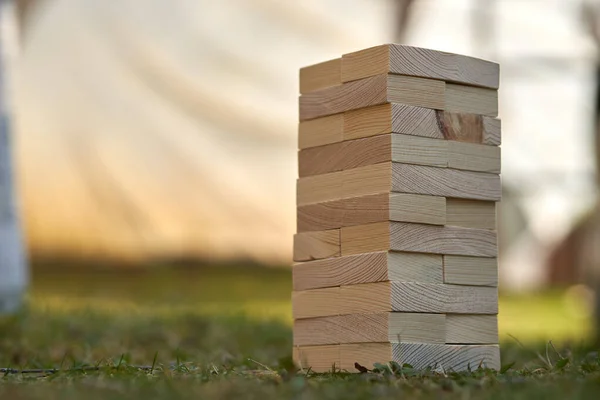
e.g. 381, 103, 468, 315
293, 44, 501, 373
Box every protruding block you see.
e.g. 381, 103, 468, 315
299, 74, 445, 121
299, 58, 341, 94
292, 282, 498, 319
297, 163, 501, 206
293, 230, 340, 261
341, 44, 500, 89
341, 222, 497, 257
297, 193, 446, 232
292, 251, 443, 291
444, 255, 498, 286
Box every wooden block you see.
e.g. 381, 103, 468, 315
292, 287, 339, 319
392, 163, 501, 201
339, 282, 498, 315
292, 251, 443, 291
297, 163, 500, 205
445, 315, 498, 344
299, 74, 445, 121
445, 83, 498, 117
297, 193, 446, 232
447, 141, 501, 173
341, 44, 500, 89
344, 103, 501, 146
296, 163, 391, 206
294, 313, 446, 346
292, 282, 497, 319
298, 135, 391, 177
341, 222, 497, 257
339, 343, 500, 371
446, 199, 496, 230
293, 345, 340, 372
298, 114, 343, 149
444, 255, 498, 287
299, 58, 341, 94
293, 230, 340, 261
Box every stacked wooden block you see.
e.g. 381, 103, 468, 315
292, 44, 501, 373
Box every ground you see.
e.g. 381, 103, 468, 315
0, 265, 599, 399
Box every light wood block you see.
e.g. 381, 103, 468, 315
339, 343, 500, 371
344, 103, 501, 145
299, 74, 445, 121
446, 199, 496, 230
341, 44, 500, 89
293, 282, 497, 318
391, 163, 501, 202
297, 163, 501, 206
292, 251, 443, 291
297, 193, 446, 232
298, 134, 499, 177
293, 230, 340, 262
447, 141, 501, 173
299, 58, 341, 94
444, 255, 498, 287
293, 345, 340, 372
294, 313, 446, 346
296, 163, 391, 206
339, 282, 498, 315
293, 313, 498, 346
292, 287, 340, 319
298, 114, 343, 149
341, 222, 497, 257
446, 315, 498, 344
445, 83, 498, 117
299, 103, 501, 149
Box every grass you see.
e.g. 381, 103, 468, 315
0, 264, 598, 399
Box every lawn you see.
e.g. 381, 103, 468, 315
0, 265, 599, 399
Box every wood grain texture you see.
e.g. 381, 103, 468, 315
323, 281, 498, 316
292, 251, 443, 291
297, 193, 446, 232
295, 343, 500, 372
446, 199, 497, 230
292, 287, 340, 319
293, 230, 340, 262
445, 83, 498, 117
299, 58, 341, 94
444, 255, 498, 286
446, 315, 498, 344
296, 163, 391, 206
294, 313, 497, 346
299, 133, 497, 178
298, 114, 343, 149
342, 103, 501, 145
341, 44, 500, 89
293, 345, 339, 372
298, 135, 391, 177
447, 141, 501, 173
390, 343, 500, 371
299, 74, 445, 121
341, 222, 497, 257
392, 163, 501, 201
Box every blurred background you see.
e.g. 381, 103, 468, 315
2, 0, 600, 364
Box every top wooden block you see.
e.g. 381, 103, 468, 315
300, 58, 342, 94
342, 44, 499, 90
